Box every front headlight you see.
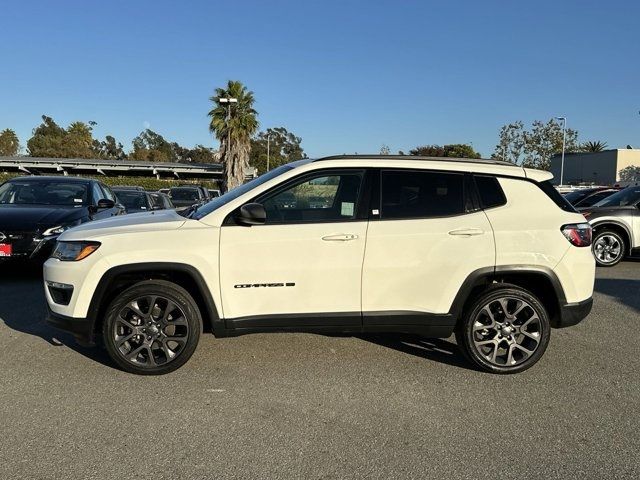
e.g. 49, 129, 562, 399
43, 220, 82, 237
51, 241, 101, 261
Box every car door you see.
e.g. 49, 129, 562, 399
219, 169, 369, 328
361, 169, 495, 324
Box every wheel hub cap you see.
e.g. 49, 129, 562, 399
113, 295, 190, 367
471, 296, 543, 367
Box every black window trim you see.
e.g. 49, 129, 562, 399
223, 167, 371, 226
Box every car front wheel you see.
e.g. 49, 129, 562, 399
456, 285, 551, 374
103, 280, 202, 375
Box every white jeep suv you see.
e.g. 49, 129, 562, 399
44, 156, 595, 375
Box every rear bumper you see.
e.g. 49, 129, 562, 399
556, 297, 593, 328
46, 304, 95, 344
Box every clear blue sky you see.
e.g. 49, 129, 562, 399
1, 0, 639, 158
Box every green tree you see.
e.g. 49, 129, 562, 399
27, 115, 98, 158
522, 119, 579, 170
93, 135, 127, 160
492, 121, 525, 164
171, 143, 218, 164
27, 115, 66, 157
208, 80, 259, 191
619, 165, 640, 182
492, 119, 579, 170
379, 144, 391, 155
409, 144, 480, 158
0, 129, 20, 156
581, 140, 608, 152
249, 127, 306, 175
130, 129, 176, 162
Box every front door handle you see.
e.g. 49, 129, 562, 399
448, 228, 485, 237
322, 234, 358, 241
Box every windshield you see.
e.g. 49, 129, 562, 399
0, 180, 89, 206
190, 164, 294, 220
593, 186, 640, 207
114, 190, 150, 211
170, 188, 199, 201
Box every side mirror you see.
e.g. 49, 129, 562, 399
236, 202, 266, 226
97, 199, 115, 209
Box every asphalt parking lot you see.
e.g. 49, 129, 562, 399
0, 262, 638, 479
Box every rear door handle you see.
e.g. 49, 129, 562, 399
322, 234, 358, 241
448, 228, 485, 236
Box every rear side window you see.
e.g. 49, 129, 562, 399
537, 181, 577, 212
381, 170, 465, 219
474, 175, 506, 209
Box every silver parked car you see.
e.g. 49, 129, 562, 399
581, 185, 640, 266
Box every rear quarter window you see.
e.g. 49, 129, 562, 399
474, 175, 506, 209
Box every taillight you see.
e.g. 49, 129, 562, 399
561, 223, 592, 247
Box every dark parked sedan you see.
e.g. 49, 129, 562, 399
564, 187, 619, 208
0, 176, 124, 261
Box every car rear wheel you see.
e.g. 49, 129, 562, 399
103, 280, 202, 375
456, 285, 551, 374
592, 230, 625, 267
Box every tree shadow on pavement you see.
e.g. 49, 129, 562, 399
594, 276, 640, 313
359, 333, 479, 372
0, 262, 118, 370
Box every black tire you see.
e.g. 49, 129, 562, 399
592, 229, 626, 267
455, 284, 551, 374
103, 280, 202, 375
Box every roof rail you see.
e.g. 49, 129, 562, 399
312, 154, 516, 167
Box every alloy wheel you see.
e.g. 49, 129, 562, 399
593, 234, 622, 265
471, 296, 543, 367
112, 295, 190, 367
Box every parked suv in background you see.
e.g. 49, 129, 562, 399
581, 184, 640, 266
168, 186, 207, 211
0, 176, 124, 261
44, 156, 594, 375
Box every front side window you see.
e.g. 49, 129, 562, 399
91, 183, 104, 204
260, 171, 363, 224
380, 170, 465, 219
101, 184, 115, 202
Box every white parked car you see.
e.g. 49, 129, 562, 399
44, 155, 595, 375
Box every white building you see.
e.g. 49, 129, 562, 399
549, 149, 640, 186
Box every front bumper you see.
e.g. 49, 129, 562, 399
46, 304, 95, 345
0, 234, 57, 261
556, 297, 593, 328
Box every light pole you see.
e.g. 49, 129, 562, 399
266, 132, 271, 172
556, 116, 567, 186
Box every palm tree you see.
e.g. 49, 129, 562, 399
582, 140, 608, 152
208, 81, 259, 191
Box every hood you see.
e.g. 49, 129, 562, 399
60, 209, 188, 241
579, 205, 636, 214
171, 198, 198, 207
0, 204, 86, 232
579, 205, 637, 221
